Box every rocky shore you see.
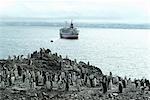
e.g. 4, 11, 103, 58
0, 48, 150, 100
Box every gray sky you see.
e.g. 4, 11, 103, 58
0, 0, 149, 23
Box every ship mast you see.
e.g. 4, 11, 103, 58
70, 20, 74, 28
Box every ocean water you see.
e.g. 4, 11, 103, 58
0, 25, 150, 79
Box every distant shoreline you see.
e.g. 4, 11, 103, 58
0, 22, 150, 29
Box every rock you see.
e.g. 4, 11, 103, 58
0, 48, 147, 100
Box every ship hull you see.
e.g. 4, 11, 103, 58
60, 34, 78, 39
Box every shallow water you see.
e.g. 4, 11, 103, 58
0, 26, 150, 79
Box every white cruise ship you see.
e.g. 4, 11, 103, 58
59, 21, 79, 39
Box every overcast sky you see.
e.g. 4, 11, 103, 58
0, 0, 149, 23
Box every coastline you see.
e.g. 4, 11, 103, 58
0, 48, 150, 100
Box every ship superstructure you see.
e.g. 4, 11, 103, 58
60, 21, 79, 39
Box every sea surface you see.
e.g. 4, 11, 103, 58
0, 25, 150, 80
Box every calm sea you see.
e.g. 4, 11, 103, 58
0, 25, 150, 79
